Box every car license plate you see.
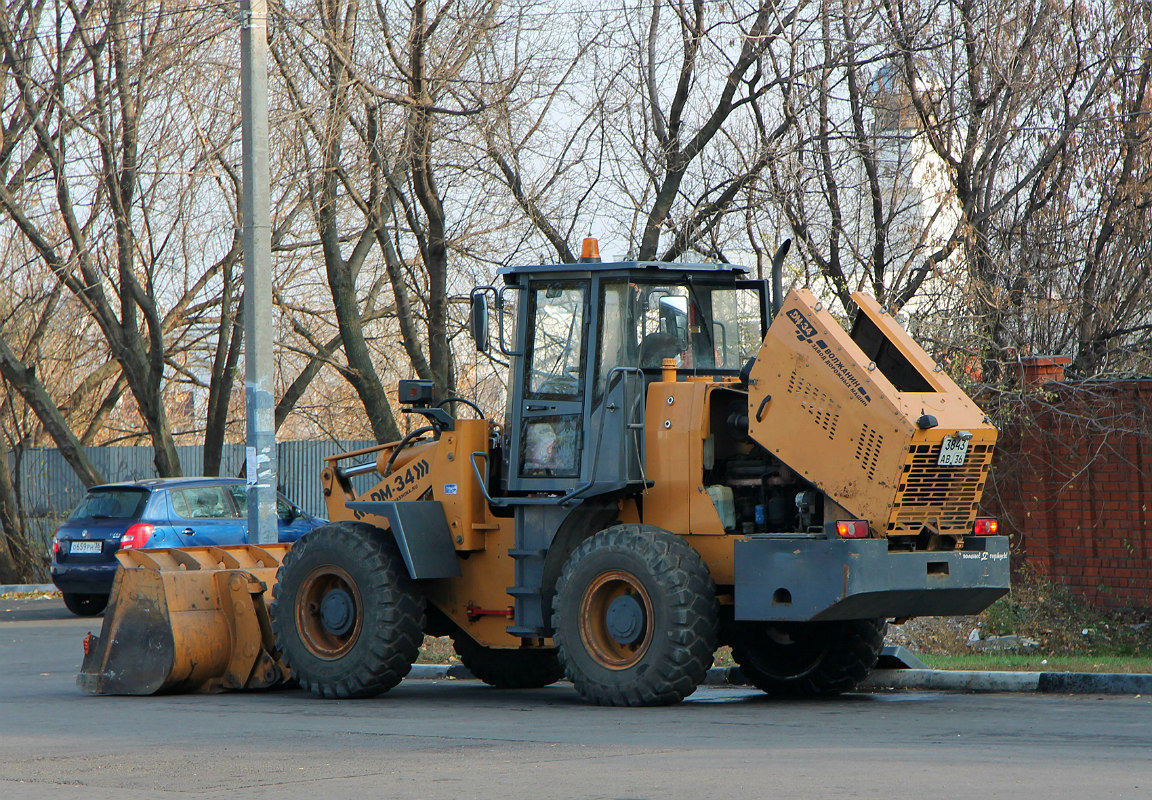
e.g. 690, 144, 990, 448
69, 540, 102, 554
937, 434, 971, 466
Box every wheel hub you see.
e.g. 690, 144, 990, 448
605, 594, 646, 645
579, 569, 655, 669
296, 565, 363, 659
320, 588, 355, 636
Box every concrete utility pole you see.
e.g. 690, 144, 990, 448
241, 0, 277, 544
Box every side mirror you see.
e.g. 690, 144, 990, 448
470, 290, 490, 353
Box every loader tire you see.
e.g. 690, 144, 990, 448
62, 592, 107, 617
730, 618, 887, 697
551, 525, 718, 706
451, 633, 563, 689
270, 522, 425, 699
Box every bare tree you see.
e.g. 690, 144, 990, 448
0, 427, 28, 582
878, 0, 1120, 379
0, 0, 254, 474
1008, 24, 1152, 378
543, 0, 799, 264
766, 0, 944, 313
270, 0, 546, 433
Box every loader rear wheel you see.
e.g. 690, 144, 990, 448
451, 633, 563, 689
270, 522, 425, 699
552, 525, 718, 706
730, 618, 887, 697
62, 592, 107, 617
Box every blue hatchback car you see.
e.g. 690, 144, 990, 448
51, 477, 326, 616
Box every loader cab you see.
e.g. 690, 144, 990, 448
478, 253, 769, 500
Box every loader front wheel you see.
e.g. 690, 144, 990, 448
730, 618, 886, 697
451, 633, 563, 689
552, 525, 717, 706
270, 522, 425, 699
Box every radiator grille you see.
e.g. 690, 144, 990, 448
787, 371, 840, 440
888, 442, 994, 535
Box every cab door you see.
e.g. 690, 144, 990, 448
505, 280, 589, 493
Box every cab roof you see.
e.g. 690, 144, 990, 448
498, 259, 750, 281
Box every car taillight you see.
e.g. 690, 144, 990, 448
52, 538, 60, 556
119, 523, 155, 549
972, 517, 999, 536
835, 520, 869, 539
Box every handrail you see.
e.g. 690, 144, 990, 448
468, 366, 647, 508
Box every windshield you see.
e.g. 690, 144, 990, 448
596, 279, 764, 395
68, 488, 148, 521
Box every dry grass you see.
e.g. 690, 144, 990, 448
418, 635, 458, 664
887, 566, 1151, 658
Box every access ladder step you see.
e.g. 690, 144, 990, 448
506, 625, 548, 638
506, 586, 541, 598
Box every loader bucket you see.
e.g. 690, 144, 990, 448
77, 544, 291, 695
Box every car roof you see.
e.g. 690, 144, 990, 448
89, 477, 248, 492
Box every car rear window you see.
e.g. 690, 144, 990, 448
68, 489, 148, 521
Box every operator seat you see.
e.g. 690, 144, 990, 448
638, 332, 683, 368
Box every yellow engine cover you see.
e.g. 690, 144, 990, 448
746, 289, 996, 538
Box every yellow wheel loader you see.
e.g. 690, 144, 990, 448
80, 241, 1009, 706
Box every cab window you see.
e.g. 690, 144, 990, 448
597, 280, 763, 386
525, 282, 586, 399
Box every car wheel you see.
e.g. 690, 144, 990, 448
62, 593, 108, 617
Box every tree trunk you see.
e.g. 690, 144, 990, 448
0, 434, 29, 583
0, 337, 104, 488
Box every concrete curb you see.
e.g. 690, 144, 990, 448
1035, 672, 1152, 694
866, 669, 1152, 694
0, 584, 56, 595
406, 664, 1152, 695
702, 666, 1149, 694
864, 668, 1043, 693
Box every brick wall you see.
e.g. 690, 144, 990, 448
982, 379, 1152, 609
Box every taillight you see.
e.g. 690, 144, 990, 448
52, 538, 60, 555
835, 520, 869, 539
119, 523, 155, 549
973, 517, 999, 536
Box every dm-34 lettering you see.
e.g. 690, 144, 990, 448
353, 459, 432, 518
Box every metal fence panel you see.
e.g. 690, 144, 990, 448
16, 440, 377, 542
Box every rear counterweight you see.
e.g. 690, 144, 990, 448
733, 535, 1010, 622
